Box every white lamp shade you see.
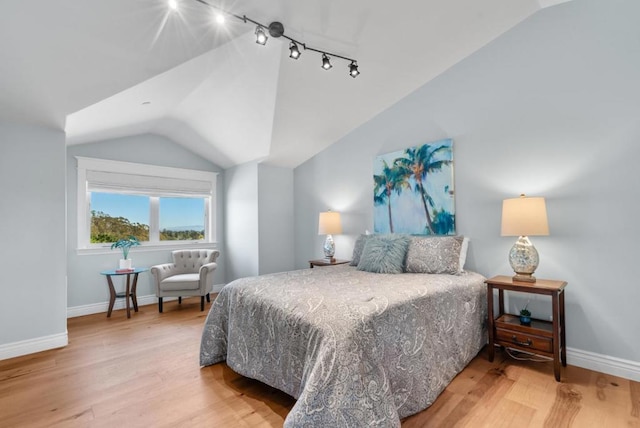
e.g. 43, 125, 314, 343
501, 195, 549, 237
318, 211, 342, 235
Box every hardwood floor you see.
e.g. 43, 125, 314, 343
0, 298, 638, 427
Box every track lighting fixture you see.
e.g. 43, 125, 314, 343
321, 54, 333, 70
267, 21, 285, 38
179, 0, 360, 78
255, 26, 267, 45
289, 41, 301, 60
349, 61, 360, 78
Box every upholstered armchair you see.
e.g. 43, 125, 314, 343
151, 249, 220, 313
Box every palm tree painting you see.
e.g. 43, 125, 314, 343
373, 139, 455, 235
373, 160, 406, 233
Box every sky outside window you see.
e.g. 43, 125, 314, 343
159, 197, 205, 231
91, 193, 205, 230
91, 193, 149, 225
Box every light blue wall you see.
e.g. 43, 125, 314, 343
294, 0, 640, 365
0, 122, 67, 347
224, 162, 260, 281
258, 164, 295, 275
66, 133, 225, 308
224, 162, 295, 282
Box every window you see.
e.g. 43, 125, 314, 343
159, 197, 205, 241
91, 193, 150, 242
77, 157, 217, 251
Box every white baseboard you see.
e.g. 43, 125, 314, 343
0, 331, 68, 361
567, 347, 640, 382
66, 294, 160, 318
66, 283, 226, 318
0, 284, 227, 361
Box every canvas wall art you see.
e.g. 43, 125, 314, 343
373, 138, 455, 235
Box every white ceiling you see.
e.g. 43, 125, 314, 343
0, 0, 568, 169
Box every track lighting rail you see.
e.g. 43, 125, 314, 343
188, 0, 360, 77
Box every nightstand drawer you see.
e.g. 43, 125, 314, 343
496, 328, 552, 353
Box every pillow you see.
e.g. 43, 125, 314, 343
350, 234, 373, 266
405, 235, 464, 275
357, 234, 411, 274
459, 236, 469, 272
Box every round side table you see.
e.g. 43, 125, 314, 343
99, 267, 148, 318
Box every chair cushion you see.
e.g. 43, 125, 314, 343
160, 273, 200, 291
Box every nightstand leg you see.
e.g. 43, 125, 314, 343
487, 285, 495, 362
552, 292, 561, 381
560, 290, 567, 367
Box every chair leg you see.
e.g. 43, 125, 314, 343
178, 296, 182, 304
158, 297, 163, 313
200, 296, 205, 311
206, 293, 211, 303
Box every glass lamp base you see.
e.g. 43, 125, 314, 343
509, 236, 539, 283
513, 273, 536, 283
323, 234, 335, 262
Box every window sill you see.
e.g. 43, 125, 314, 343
76, 242, 219, 256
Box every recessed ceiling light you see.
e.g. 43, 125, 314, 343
168, 0, 178, 11
215, 14, 225, 24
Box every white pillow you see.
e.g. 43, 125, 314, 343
459, 236, 469, 273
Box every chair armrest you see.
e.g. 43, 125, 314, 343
200, 262, 218, 275
151, 263, 177, 283
198, 262, 218, 292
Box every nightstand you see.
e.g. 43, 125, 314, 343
309, 259, 350, 268
485, 275, 568, 381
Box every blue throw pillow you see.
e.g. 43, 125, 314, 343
357, 234, 411, 274
350, 234, 373, 266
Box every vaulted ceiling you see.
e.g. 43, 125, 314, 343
0, 0, 570, 168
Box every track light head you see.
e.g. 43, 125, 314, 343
289, 41, 301, 60
349, 61, 360, 78
255, 26, 268, 45
321, 54, 333, 70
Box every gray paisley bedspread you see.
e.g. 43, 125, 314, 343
200, 265, 487, 427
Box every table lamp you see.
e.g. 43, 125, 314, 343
501, 194, 549, 283
318, 211, 342, 262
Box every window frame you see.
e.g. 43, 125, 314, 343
76, 157, 217, 253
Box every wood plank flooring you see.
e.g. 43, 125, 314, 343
0, 298, 637, 427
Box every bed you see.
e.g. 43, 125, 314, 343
200, 261, 487, 427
